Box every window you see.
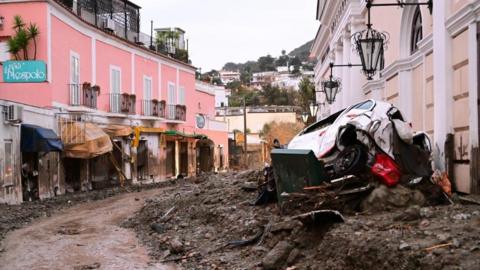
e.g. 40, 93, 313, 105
168, 83, 176, 104
179, 86, 186, 105
70, 52, 80, 105
0, 41, 9, 62
110, 66, 121, 93
410, 7, 423, 54
143, 76, 152, 100
70, 52, 80, 84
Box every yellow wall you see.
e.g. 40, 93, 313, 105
385, 74, 399, 106
412, 64, 424, 130
424, 52, 434, 139
218, 112, 298, 134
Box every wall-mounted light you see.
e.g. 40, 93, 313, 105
319, 62, 362, 104
352, 0, 432, 80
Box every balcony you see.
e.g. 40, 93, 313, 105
69, 83, 99, 109
109, 93, 136, 115
58, 0, 141, 43
166, 104, 186, 122
141, 99, 165, 118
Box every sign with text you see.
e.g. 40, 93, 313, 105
2, 61, 47, 83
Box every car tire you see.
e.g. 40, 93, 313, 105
333, 144, 368, 177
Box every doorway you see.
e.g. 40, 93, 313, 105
21, 152, 39, 201
196, 139, 214, 174
165, 141, 176, 177
179, 141, 188, 177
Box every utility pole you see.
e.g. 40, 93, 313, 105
243, 97, 247, 168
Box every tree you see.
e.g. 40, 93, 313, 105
7, 15, 39, 61
257, 55, 276, 72
297, 77, 316, 111
275, 49, 289, 67
27, 23, 39, 60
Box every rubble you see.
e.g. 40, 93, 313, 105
121, 170, 480, 269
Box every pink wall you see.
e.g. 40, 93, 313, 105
50, 15, 92, 105
95, 40, 131, 112
180, 70, 195, 123
0, 2, 51, 107
161, 64, 176, 102
135, 55, 158, 113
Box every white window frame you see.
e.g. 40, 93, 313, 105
167, 82, 176, 105
178, 86, 186, 105
110, 65, 122, 94
70, 51, 80, 84
0, 41, 10, 62
143, 75, 153, 101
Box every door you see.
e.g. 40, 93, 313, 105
21, 152, 39, 201
179, 142, 188, 176
165, 141, 176, 177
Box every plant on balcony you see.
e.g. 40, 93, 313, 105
92, 85, 100, 95
7, 15, 40, 60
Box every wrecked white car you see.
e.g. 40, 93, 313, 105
271, 100, 432, 191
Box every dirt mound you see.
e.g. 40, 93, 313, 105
123, 170, 480, 270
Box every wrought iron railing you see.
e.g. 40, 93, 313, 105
166, 104, 186, 121
109, 93, 122, 113
69, 83, 98, 109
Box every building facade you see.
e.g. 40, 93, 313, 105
0, 0, 228, 204
311, 0, 480, 193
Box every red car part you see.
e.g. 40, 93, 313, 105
371, 153, 401, 187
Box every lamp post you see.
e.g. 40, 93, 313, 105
352, 0, 433, 80
320, 62, 362, 104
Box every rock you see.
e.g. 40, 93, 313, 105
361, 185, 426, 212
286, 248, 300, 265
393, 206, 421, 222
419, 219, 430, 227
262, 241, 293, 270
399, 241, 411, 251
436, 233, 451, 242
270, 220, 302, 233
452, 213, 471, 220
169, 237, 184, 253
134, 197, 140, 201
420, 207, 434, 218
150, 223, 165, 234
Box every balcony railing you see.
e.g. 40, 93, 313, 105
109, 93, 136, 114
69, 83, 99, 109
166, 104, 186, 121
141, 99, 165, 118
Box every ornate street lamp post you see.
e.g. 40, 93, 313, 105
352, 0, 433, 80
320, 62, 362, 104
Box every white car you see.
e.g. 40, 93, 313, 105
286, 100, 432, 182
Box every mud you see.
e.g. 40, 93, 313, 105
123, 171, 480, 270
0, 186, 177, 270
0, 181, 174, 244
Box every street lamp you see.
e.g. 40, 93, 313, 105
352, 0, 432, 80
301, 112, 309, 124
309, 102, 318, 118
320, 62, 361, 104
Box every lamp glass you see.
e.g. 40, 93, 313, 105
309, 102, 318, 118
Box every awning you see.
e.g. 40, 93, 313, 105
164, 130, 208, 139
21, 124, 63, 152
62, 122, 113, 159
103, 125, 132, 137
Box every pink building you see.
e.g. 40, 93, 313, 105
0, 0, 228, 204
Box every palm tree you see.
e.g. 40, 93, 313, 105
16, 28, 30, 60
12, 15, 25, 32
7, 38, 20, 60
27, 23, 39, 60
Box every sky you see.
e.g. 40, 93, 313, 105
135, 0, 319, 71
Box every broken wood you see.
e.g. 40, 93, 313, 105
424, 242, 453, 252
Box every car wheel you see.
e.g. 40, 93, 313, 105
333, 144, 367, 177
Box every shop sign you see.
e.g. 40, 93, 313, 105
196, 114, 206, 129
2, 60, 47, 83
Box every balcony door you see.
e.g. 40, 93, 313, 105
168, 83, 176, 119
143, 76, 152, 115
70, 52, 80, 105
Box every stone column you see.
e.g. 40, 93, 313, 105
333, 42, 343, 112
350, 18, 366, 104
342, 25, 352, 107
433, 0, 453, 170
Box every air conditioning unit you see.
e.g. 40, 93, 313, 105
5, 105, 23, 123
104, 18, 115, 31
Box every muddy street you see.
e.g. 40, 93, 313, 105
0, 188, 177, 270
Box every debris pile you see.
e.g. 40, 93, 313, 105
123, 170, 480, 269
